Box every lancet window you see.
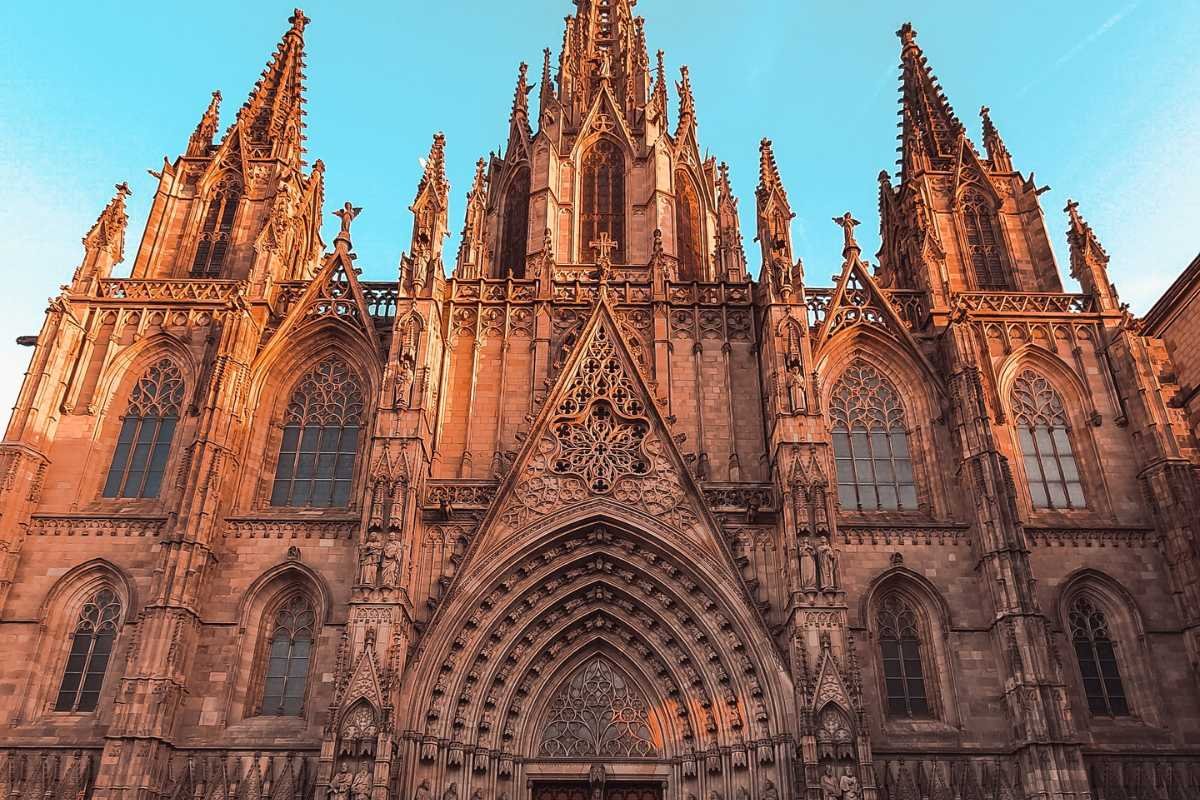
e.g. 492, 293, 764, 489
1010, 370, 1084, 509
499, 167, 531, 278
192, 176, 241, 276
962, 190, 1009, 289
103, 359, 184, 499
540, 657, 656, 757
54, 588, 122, 712
675, 170, 703, 280
830, 361, 917, 511
270, 356, 364, 508
260, 594, 315, 716
581, 140, 625, 263
1069, 596, 1128, 716
877, 593, 930, 718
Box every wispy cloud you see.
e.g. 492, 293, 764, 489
1017, 2, 1140, 97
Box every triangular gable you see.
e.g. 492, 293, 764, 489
454, 297, 749, 575
950, 137, 1001, 206
571, 83, 637, 156
267, 246, 380, 352
203, 122, 250, 187
813, 250, 943, 394
811, 648, 852, 713
342, 643, 384, 710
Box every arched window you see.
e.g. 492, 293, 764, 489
1010, 369, 1084, 509
498, 167, 531, 278
580, 139, 625, 263
260, 594, 315, 716
877, 593, 929, 718
1069, 596, 1128, 716
830, 361, 917, 511
192, 177, 241, 276
540, 656, 656, 757
103, 358, 184, 499
961, 191, 1009, 289
675, 170, 703, 281
270, 356, 365, 508
55, 588, 121, 712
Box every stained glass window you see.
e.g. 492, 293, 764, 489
270, 357, 364, 508
103, 359, 184, 499
261, 594, 315, 717
499, 167, 531, 278
581, 140, 625, 263
830, 361, 917, 511
877, 594, 929, 718
675, 170, 703, 281
192, 177, 241, 276
55, 588, 121, 712
540, 656, 656, 757
1011, 370, 1085, 509
962, 191, 1009, 289
1069, 597, 1128, 716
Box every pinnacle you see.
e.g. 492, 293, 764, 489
231, 8, 310, 164
288, 8, 309, 38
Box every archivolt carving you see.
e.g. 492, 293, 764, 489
540, 656, 657, 757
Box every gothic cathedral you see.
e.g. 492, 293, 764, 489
3, 4, 1200, 800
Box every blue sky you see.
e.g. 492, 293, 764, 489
2, 1, 1199, 417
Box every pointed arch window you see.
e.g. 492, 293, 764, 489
581, 139, 625, 263
830, 361, 917, 511
499, 167, 531, 278
1010, 370, 1084, 509
192, 176, 241, 277
675, 170, 703, 281
55, 588, 121, 712
270, 357, 364, 508
962, 190, 1009, 289
103, 359, 184, 499
1069, 596, 1128, 716
260, 594, 315, 716
540, 656, 656, 757
877, 593, 930, 718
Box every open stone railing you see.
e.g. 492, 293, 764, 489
95, 279, 243, 302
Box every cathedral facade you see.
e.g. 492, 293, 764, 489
3, 4, 1200, 800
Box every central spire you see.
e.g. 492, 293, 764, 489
558, 0, 648, 119
896, 22, 965, 179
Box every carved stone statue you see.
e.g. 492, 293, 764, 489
351, 764, 371, 800
817, 534, 839, 591
821, 764, 840, 800
734, 787, 749, 800
414, 779, 432, 800
470, 790, 484, 800
799, 538, 818, 590
786, 364, 806, 413
761, 778, 779, 800
359, 531, 383, 586
840, 772, 861, 800
334, 201, 362, 239
381, 536, 403, 588
327, 763, 352, 800
442, 782, 458, 800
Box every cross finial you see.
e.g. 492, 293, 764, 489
333, 201, 362, 247
832, 211, 861, 254
590, 232, 619, 265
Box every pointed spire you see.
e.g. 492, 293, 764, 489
650, 50, 668, 122
511, 61, 532, 123
539, 47, 555, 114
235, 8, 309, 166
1065, 199, 1119, 310
675, 65, 696, 135
980, 105, 1013, 171
73, 182, 132, 291
415, 132, 449, 204
406, 132, 451, 293
715, 162, 747, 281
455, 158, 489, 279
187, 91, 222, 157
756, 139, 797, 296
896, 22, 966, 179
756, 138, 791, 210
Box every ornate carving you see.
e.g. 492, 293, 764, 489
540, 656, 656, 757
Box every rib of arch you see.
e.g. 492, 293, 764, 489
400, 515, 794, 761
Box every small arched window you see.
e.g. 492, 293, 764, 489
877, 593, 929, 718
1069, 596, 1128, 716
830, 361, 917, 511
675, 170, 703, 281
261, 594, 315, 716
55, 588, 122, 712
1010, 369, 1084, 509
192, 177, 241, 277
103, 358, 184, 499
961, 190, 1009, 289
498, 167, 531, 278
580, 139, 625, 263
270, 356, 365, 508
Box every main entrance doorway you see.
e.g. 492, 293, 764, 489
532, 782, 662, 800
